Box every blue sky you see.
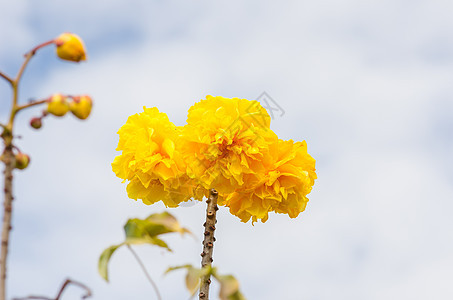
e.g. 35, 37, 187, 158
1, 0, 453, 299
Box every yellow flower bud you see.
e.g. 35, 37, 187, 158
47, 94, 69, 117
69, 95, 92, 120
54, 33, 86, 62
15, 153, 30, 170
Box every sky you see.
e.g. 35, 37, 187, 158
1, 0, 453, 299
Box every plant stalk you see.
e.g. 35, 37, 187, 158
199, 189, 218, 300
0, 92, 16, 300
127, 245, 162, 300
0, 73, 13, 85
0, 137, 13, 300
0, 47, 35, 300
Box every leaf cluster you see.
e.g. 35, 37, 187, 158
98, 211, 191, 282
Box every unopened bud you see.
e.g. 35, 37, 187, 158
70, 95, 92, 120
15, 153, 30, 170
54, 33, 87, 62
47, 94, 69, 117
30, 117, 42, 129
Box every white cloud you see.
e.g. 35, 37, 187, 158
1, 0, 453, 299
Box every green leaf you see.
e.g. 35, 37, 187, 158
145, 211, 192, 236
185, 267, 201, 295
216, 274, 247, 300
164, 265, 246, 300
165, 265, 245, 299
148, 236, 171, 250
98, 243, 124, 282
124, 212, 191, 239
98, 212, 191, 281
164, 264, 194, 274
227, 290, 247, 300
165, 265, 209, 296
123, 218, 148, 240
122, 212, 191, 251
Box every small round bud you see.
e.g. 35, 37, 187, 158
69, 95, 92, 120
47, 94, 69, 117
54, 33, 87, 62
30, 117, 42, 129
14, 153, 30, 170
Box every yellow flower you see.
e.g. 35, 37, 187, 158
222, 139, 317, 223
112, 96, 317, 223
70, 95, 93, 120
112, 107, 194, 207
47, 94, 69, 117
181, 95, 278, 195
54, 33, 86, 62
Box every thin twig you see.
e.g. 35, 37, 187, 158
14, 52, 33, 93
127, 244, 162, 300
199, 189, 218, 300
13, 39, 55, 92
26, 40, 54, 57
12, 296, 52, 300
4, 50, 35, 130
0, 72, 13, 85
16, 99, 48, 113
12, 278, 92, 300
54, 279, 91, 300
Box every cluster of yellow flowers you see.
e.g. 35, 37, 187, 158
112, 96, 316, 223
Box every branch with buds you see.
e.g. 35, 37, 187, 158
0, 33, 92, 300
12, 278, 92, 300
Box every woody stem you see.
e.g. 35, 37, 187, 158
199, 189, 218, 300
0, 45, 36, 300
0, 136, 13, 300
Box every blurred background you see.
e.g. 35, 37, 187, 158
1, 0, 453, 299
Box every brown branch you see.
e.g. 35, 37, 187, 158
127, 245, 162, 300
13, 39, 55, 91
26, 40, 55, 56
5, 50, 35, 129
0, 43, 36, 300
14, 53, 33, 94
1, 37, 67, 300
0, 72, 13, 85
0, 134, 14, 300
12, 297, 52, 300
54, 279, 91, 300
12, 278, 92, 300
16, 99, 48, 113
199, 189, 218, 300
0, 64, 17, 300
